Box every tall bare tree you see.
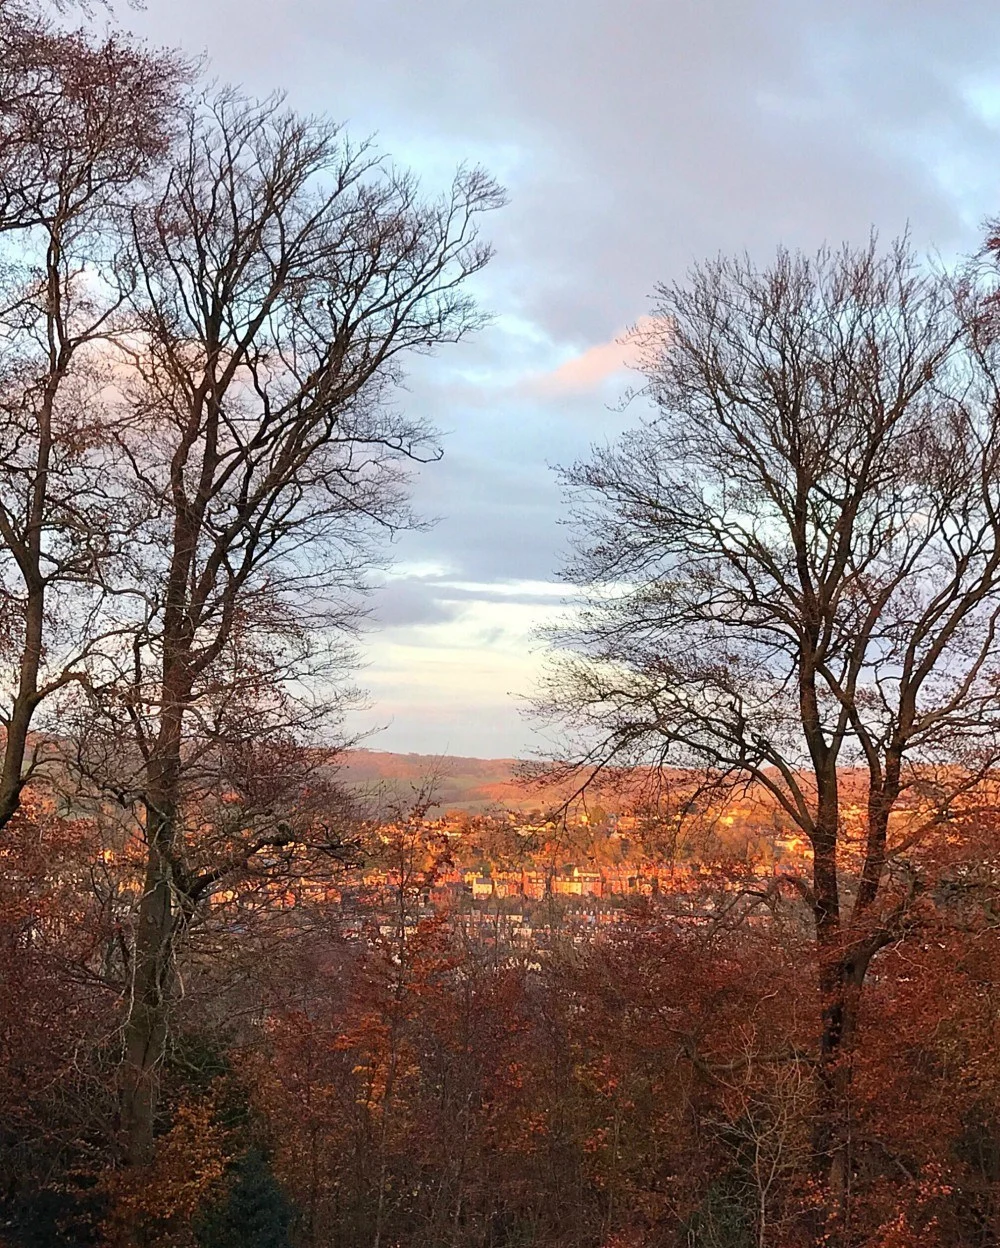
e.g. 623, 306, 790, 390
68, 92, 504, 1162
0, 0, 186, 829
540, 239, 1000, 1225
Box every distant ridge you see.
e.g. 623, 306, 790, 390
335, 752, 901, 817
338, 750, 532, 811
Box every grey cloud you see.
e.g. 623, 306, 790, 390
397, 447, 574, 584
434, 585, 569, 608
112, 0, 1000, 752
368, 579, 464, 629
381, 576, 571, 609
123, 1, 1000, 344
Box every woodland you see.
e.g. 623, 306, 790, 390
7, 2, 1000, 1246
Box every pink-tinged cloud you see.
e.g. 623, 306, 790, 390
530, 316, 662, 394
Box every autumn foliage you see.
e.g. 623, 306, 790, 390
3, 798, 1000, 1247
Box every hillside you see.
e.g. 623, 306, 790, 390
336, 750, 695, 814
337, 750, 530, 811
333, 749, 614, 812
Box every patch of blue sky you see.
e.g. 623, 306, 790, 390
873, 122, 998, 250
401, 314, 564, 393
959, 80, 1000, 129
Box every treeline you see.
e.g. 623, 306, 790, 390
6, 806, 1000, 1246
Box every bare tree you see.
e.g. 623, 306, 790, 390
0, 0, 186, 828
540, 238, 1000, 1224
65, 91, 503, 1163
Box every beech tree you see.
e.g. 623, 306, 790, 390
58, 92, 505, 1163
0, 0, 186, 829
541, 238, 1000, 1228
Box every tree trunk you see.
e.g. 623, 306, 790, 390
0, 579, 44, 831
810, 786, 854, 1236
815, 939, 876, 1243
0, 348, 60, 833
120, 692, 186, 1163
121, 800, 176, 1164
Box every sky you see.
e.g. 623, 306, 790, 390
109, 0, 1000, 757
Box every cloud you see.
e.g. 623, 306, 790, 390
528, 318, 655, 394
346, 591, 564, 756
369, 580, 464, 629
115, 0, 1000, 754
